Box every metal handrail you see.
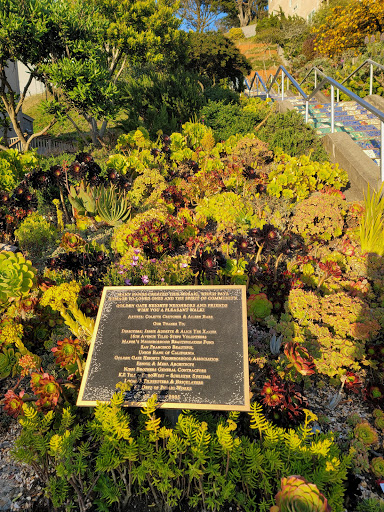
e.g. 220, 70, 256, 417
299, 66, 327, 90
247, 64, 384, 181
245, 71, 269, 97
336, 59, 384, 102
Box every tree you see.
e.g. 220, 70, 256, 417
43, 0, 183, 146
187, 31, 251, 89
313, 0, 384, 57
0, 0, 71, 152
178, 0, 223, 32
0, 0, 183, 152
219, 0, 268, 28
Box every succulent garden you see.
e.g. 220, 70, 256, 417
0, 104, 384, 512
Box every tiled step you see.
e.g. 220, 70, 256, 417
290, 98, 381, 167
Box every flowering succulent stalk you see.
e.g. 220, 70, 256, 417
274, 476, 331, 512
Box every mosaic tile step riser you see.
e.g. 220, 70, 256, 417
288, 97, 382, 168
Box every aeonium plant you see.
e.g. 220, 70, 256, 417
271, 475, 331, 512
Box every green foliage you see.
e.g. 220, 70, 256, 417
359, 183, 384, 256
356, 497, 384, 512
95, 184, 131, 227
187, 31, 252, 91
41, 0, 183, 145
195, 192, 262, 233
200, 98, 271, 142
111, 207, 169, 256
0, 150, 39, 192
258, 111, 328, 162
354, 421, 379, 447
253, 12, 310, 63
370, 456, 384, 478
247, 288, 273, 322
266, 154, 348, 204
120, 66, 205, 138
11, 389, 351, 512
0, 251, 36, 307
14, 212, 58, 256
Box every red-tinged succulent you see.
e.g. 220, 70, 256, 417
37, 276, 56, 291
259, 371, 308, 424
261, 380, 284, 407
79, 299, 99, 317
60, 232, 86, 252
274, 475, 331, 512
318, 261, 342, 279
52, 338, 83, 367
162, 185, 187, 210
79, 284, 99, 299
48, 165, 66, 187
190, 249, 226, 282
2, 389, 25, 418
364, 384, 384, 404
247, 224, 281, 253
284, 342, 316, 376
340, 235, 356, 257
320, 186, 345, 199
30, 371, 44, 394
31, 371, 60, 398
344, 372, 362, 394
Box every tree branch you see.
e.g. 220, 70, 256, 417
27, 117, 58, 143
16, 72, 34, 114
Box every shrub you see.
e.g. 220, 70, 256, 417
14, 212, 58, 256
200, 100, 268, 142
11, 394, 351, 512
120, 67, 206, 138
187, 31, 252, 91
0, 149, 39, 192
258, 110, 329, 162
359, 183, 384, 256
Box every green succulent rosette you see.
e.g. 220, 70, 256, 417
0, 251, 36, 307
275, 476, 331, 512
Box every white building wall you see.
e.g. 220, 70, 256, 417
269, 0, 322, 20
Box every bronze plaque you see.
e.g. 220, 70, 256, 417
77, 285, 249, 411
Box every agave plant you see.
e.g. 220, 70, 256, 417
95, 184, 131, 227
273, 475, 331, 512
68, 183, 97, 216
0, 251, 36, 308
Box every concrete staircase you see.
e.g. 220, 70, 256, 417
267, 92, 384, 200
